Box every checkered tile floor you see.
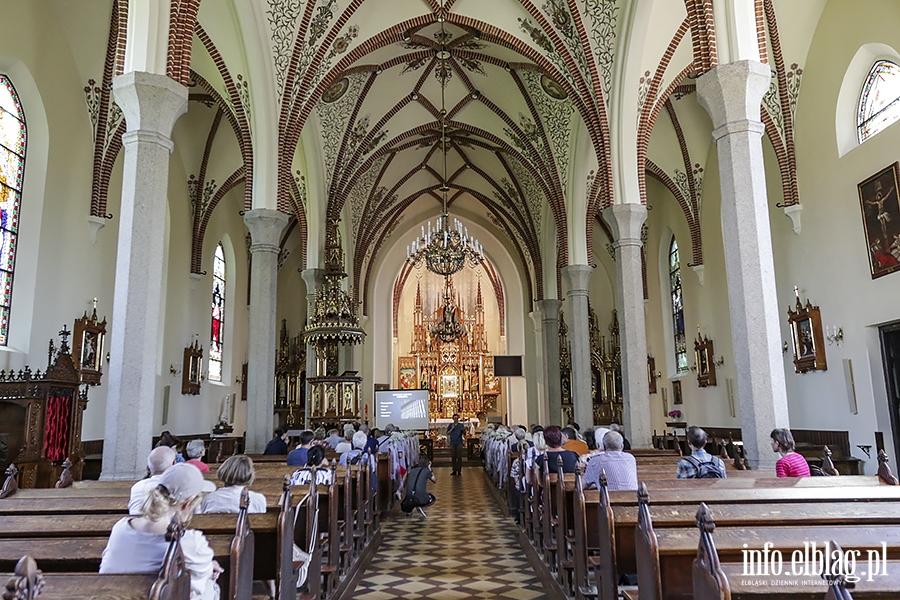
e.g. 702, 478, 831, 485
351, 466, 549, 599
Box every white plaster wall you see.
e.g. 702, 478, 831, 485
767, 0, 900, 472
0, 1, 252, 444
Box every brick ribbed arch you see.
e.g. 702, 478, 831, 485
684, 0, 717, 74
167, 0, 202, 85
281, 10, 615, 269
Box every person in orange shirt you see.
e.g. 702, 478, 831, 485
562, 426, 590, 456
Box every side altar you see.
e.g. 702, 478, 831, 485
397, 278, 500, 420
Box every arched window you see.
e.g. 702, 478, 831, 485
668, 237, 687, 373
858, 60, 900, 143
0, 76, 25, 346
209, 243, 226, 382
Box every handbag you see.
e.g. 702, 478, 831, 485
401, 468, 426, 512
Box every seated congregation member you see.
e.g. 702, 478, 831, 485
562, 426, 589, 456
100, 463, 223, 600
334, 425, 355, 454
185, 439, 209, 473
536, 426, 579, 473
584, 431, 637, 491
524, 431, 546, 485
677, 426, 727, 479
581, 427, 610, 467
263, 428, 289, 455
290, 446, 333, 486
771, 428, 811, 477
402, 454, 436, 515
156, 431, 185, 463
129, 446, 177, 515
326, 428, 343, 450
201, 455, 267, 514
359, 424, 379, 455
339, 431, 369, 466
287, 430, 315, 466
376, 424, 396, 453
609, 423, 631, 451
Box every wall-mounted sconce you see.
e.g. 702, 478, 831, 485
105, 351, 110, 363
169, 364, 181, 377
782, 341, 789, 354
826, 326, 844, 346
712, 355, 725, 368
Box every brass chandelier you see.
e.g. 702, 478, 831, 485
406, 4, 484, 277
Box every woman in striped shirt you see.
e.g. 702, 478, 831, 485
771, 428, 810, 477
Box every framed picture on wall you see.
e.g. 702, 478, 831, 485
787, 293, 827, 373
694, 333, 717, 387
858, 162, 900, 279
672, 379, 683, 405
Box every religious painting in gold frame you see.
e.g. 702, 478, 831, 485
672, 379, 683, 405
857, 162, 900, 279
647, 355, 657, 394
182, 341, 203, 395
482, 358, 500, 396
694, 334, 717, 387
441, 365, 459, 398
72, 308, 107, 386
398, 357, 418, 390
787, 296, 827, 373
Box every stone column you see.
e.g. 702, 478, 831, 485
604, 204, 652, 448
561, 266, 594, 428
528, 310, 547, 425
300, 269, 324, 429
535, 299, 563, 425
697, 60, 789, 469
101, 72, 187, 480
244, 209, 289, 452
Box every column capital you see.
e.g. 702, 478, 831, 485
603, 204, 647, 247
561, 264, 593, 294
300, 268, 325, 291
535, 298, 562, 322
244, 209, 289, 254
112, 71, 188, 137
696, 60, 771, 130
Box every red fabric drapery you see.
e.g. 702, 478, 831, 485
43, 394, 71, 462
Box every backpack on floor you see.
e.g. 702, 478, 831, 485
685, 455, 725, 479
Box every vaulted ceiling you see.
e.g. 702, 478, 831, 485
78, 0, 831, 307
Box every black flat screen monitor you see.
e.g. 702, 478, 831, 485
494, 355, 523, 377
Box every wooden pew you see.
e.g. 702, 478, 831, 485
693, 504, 900, 599
1, 517, 191, 600
496, 444, 898, 600
633, 487, 900, 600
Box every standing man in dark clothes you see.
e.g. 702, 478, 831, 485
447, 413, 466, 476
263, 428, 289, 455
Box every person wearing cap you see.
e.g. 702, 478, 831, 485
128, 446, 177, 515
100, 463, 223, 600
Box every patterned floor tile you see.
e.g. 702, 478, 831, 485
350, 466, 550, 599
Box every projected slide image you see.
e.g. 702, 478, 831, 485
375, 389, 430, 431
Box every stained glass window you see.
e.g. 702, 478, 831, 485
858, 60, 900, 143
0, 76, 25, 346
669, 237, 687, 373
209, 243, 226, 382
